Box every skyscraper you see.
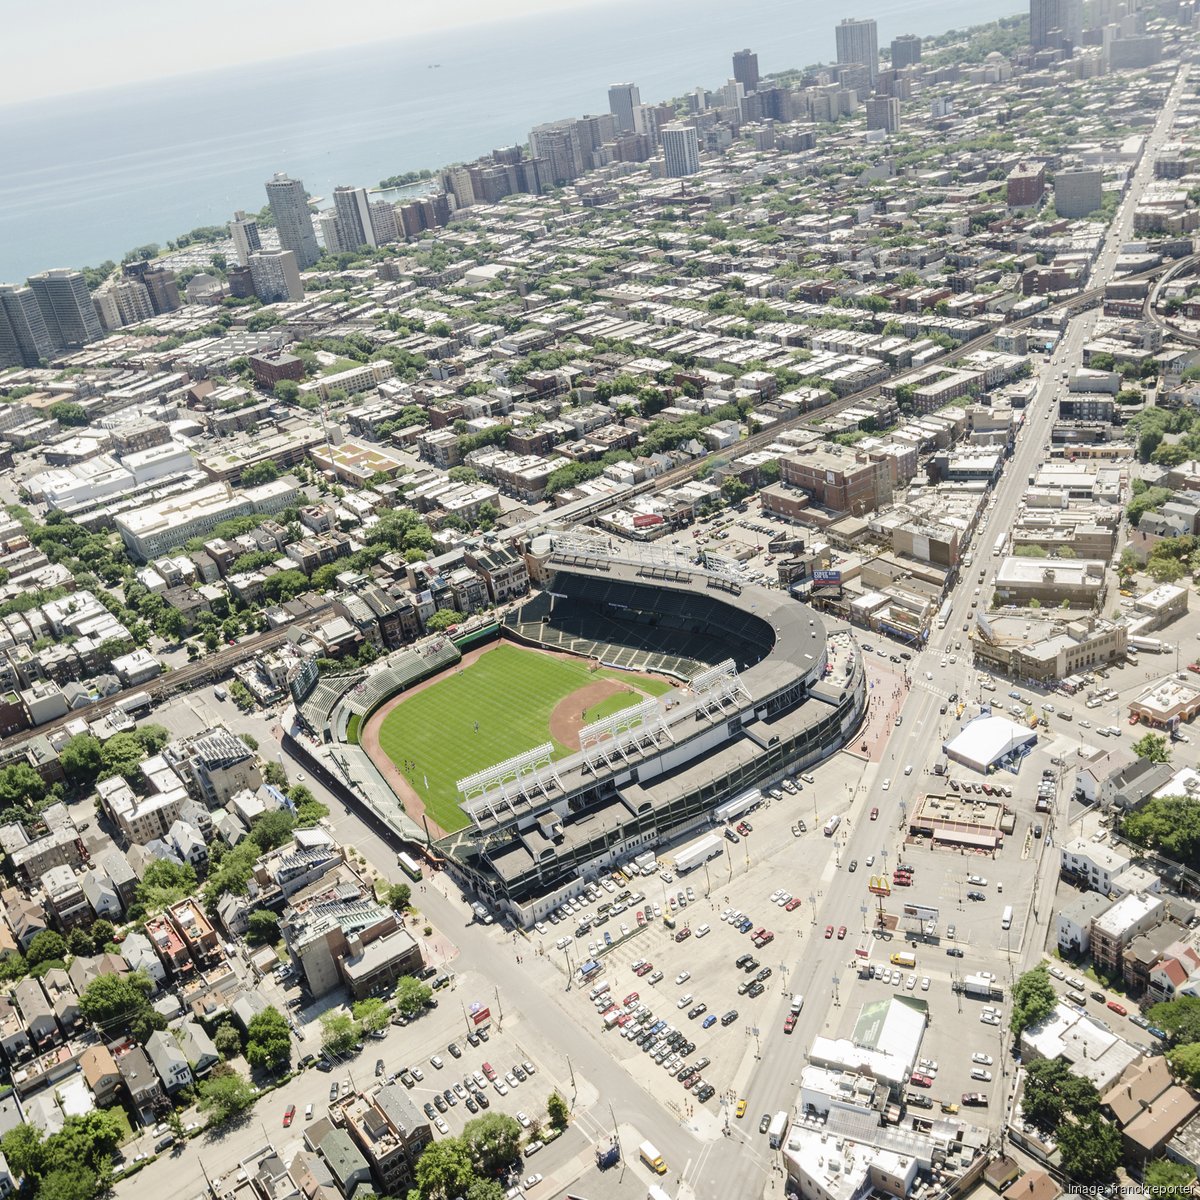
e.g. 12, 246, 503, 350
661, 124, 701, 178
230, 211, 262, 267
264, 173, 319, 269
27, 269, 102, 349
333, 185, 377, 250
890, 34, 923, 68
317, 212, 343, 256
1030, 0, 1083, 47
529, 121, 585, 185
865, 96, 902, 133
732, 49, 760, 93
0, 283, 55, 366
608, 83, 640, 134
835, 17, 879, 86
248, 250, 304, 304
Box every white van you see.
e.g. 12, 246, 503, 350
305, 1104, 313, 1120
588, 980, 611, 1001
695, 923, 711, 938
800, 773, 815, 785
790, 994, 804, 1014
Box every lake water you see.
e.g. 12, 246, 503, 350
0, 0, 1019, 281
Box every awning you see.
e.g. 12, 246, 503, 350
933, 829, 1000, 848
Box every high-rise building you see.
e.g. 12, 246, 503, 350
369, 201, 401, 245
317, 212, 343, 256
94, 277, 154, 330
720, 79, 745, 113
122, 261, 179, 314
607, 83, 640, 134
1055, 168, 1103, 217
865, 96, 901, 133
229, 211, 262, 267
0, 304, 19, 369
264, 173, 319, 269
27, 269, 103, 349
1030, 0, 1083, 47
248, 250, 304, 304
835, 17, 879, 86
529, 121, 585, 185
661, 124, 701, 177
1007, 161, 1047, 207
0, 284, 55, 366
890, 34, 923, 67
732, 49, 760, 93
440, 167, 476, 210
332, 186, 377, 250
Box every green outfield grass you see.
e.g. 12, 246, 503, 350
582, 690, 643, 725
376, 644, 674, 832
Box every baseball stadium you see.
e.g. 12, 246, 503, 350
286, 536, 867, 927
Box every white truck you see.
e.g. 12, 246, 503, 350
768, 1110, 789, 1149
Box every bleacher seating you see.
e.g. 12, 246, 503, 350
342, 640, 462, 718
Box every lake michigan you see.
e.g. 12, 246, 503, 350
0, 0, 1019, 282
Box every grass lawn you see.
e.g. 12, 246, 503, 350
320, 356, 364, 376
376, 644, 671, 832
582, 690, 642, 725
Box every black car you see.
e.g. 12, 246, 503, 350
890, 654, 901, 663
433, 1094, 447, 1113
743, 957, 759, 973
967, 890, 985, 902
681, 1040, 695, 1055
759, 1113, 771, 1133
899, 652, 912, 661
315, 1058, 332, 1073
478, 1027, 489, 1041
725, 828, 741, 843
907, 1093, 934, 1109
467, 1032, 480, 1047
946, 947, 964, 957
756, 967, 772, 982
735, 954, 753, 969
512, 1065, 527, 1081
697, 1084, 716, 1102
848, 860, 858, 873
721, 1010, 739, 1026
747, 982, 764, 998
475, 1090, 490, 1109
448, 1042, 462, 1058
424, 1102, 436, 1119
375, 1059, 384, 1077
465, 1095, 478, 1113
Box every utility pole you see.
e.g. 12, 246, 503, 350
494, 985, 503, 1031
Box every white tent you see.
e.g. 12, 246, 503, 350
943, 715, 1036, 773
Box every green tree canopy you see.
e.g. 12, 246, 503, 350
1144, 1158, 1196, 1195
461, 1113, 522, 1174
414, 1137, 475, 1200
426, 608, 460, 633
249, 809, 297, 851
1021, 1057, 1099, 1130
0, 761, 46, 808
78, 970, 155, 1033
1057, 1113, 1121, 1183
546, 1090, 569, 1130
246, 909, 280, 946
1123, 796, 1200, 872
245, 1007, 292, 1072
26, 930, 68, 968
1010, 965, 1057, 1034
214, 1021, 242, 1060
59, 733, 104, 786
1147, 997, 1200, 1046
351, 997, 390, 1034
385, 882, 412, 910
1132, 733, 1171, 763
320, 1011, 360, 1055
136, 859, 197, 914
394, 975, 433, 1018
98, 731, 146, 782
197, 1069, 257, 1125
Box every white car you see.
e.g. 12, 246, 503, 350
919, 1058, 938, 1073
981, 1012, 1001, 1025
903, 765, 913, 776
866, 855, 875, 866
971, 1068, 993, 1082
776, 892, 792, 907
770, 891, 784, 904
906, 975, 916, 991
882, 779, 891, 791
434, 1116, 449, 1134
966, 875, 987, 886
516, 1111, 531, 1128
524, 1176, 543, 1189
920, 977, 930, 991
978, 971, 996, 981
676, 971, 690, 984
534, 921, 547, 935
494, 1080, 508, 1096
1048, 966, 1065, 980
677, 994, 693, 1009
972, 1053, 994, 1065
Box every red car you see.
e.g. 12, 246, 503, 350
635, 962, 653, 977
785, 898, 801, 912
909, 1073, 933, 1088
837, 926, 847, 940
283, 1104, 296, 1127
870, 807, 879, 821
623, 991, 639, 1006
482, 1062, 497, 1081
784, 1015, 796, 1034
754, 931, 775, 947
1107, 1000, 1128, 1016
824, 925, 834, 939
737, 821, 752, 836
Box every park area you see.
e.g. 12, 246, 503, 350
367, 642, 673, 833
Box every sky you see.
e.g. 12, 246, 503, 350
2, 0, 609, 104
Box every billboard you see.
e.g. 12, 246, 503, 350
902, 904, 940, 922
471, 1006, 492, 1026
814, 569, 842, 585
868, 875, 892, 896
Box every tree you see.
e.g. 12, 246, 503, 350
1, 1123, 45, 1181
98, 731, 146, 782
263, 761, 288, 788
241, 460, 280, 487
134, 723, 170, 754
414, 1137, 475, 1200
42, 1111, 124, 1176
245, 1007, 292, 1072
385, 882, 412, 911
79, 971, 154, 1031
214, 1021, 242, 1060
1148, 997, 1200, 1046
68, 927, 94, 957
394, 975, 433, 1018
1133, 733, 1171, 764
1058, 1114, 1121, 1183
0, 761, 45, 808
1010, 965, 1057, 1034
274, 379, 300, 402
1144, 1159, 1196, 1196
320, 1011, 360, 1056
249, 809, 296, 851
351, 997, 391, 1034
197, 1070, 257, 1125
26, 930, 68, 968
462, 1113, 522, 1174
136, 859, 197, 913
1124, 796, 1200, 873
721, 478, 750, 505
546, 1090, 569, 1130
49, 401, 88, 427
464, 1181, 506, 1200
1168, 1041, 1200, 1086
36, 1168, 95, 1200
1021, 1058, 1099, 1130
246, 909, 280, 946
426, 608, 460, 633
59, 733, 104, 786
